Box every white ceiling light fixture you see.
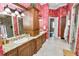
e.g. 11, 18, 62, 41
5, 7, 11, 13
17, 14, 21, 17
11, 13, 16, 16
21, 13, 25, 16
2, 11, 8, 15
4, 5, 11, 13
15, 9, 19, 15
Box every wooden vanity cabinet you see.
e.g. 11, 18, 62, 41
30, 39, 36, 55
4, 48, 18, 56
35, 36, 42, 52
42, 33, 46, 44
17, 42, 31, 56
3, 32, 46, 56
41, 36, 43, 44
32, 9, 39, 30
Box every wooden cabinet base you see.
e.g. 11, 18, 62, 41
36, 37, 42, 52
30, 39, 36, 55
18, 42, 31, 56
4, 48, 18, 56
3, 33, 46, 56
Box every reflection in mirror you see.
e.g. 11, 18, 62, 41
18, 17, 24, 35
0, 14, 13, 38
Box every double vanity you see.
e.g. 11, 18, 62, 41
3, 31, 46, 56
0, 5, 47, 56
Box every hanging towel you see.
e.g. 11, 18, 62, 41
0, 25, 7, 39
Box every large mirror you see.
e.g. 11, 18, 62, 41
0, 14, 13, 38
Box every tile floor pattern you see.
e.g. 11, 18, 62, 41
33, 37, 70, 56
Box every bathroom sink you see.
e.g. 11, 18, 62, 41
13, 37, 29, 44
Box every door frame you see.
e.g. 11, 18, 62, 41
69, 4, 79, 52
60, 16, 66, 39
48, 17, 58, 38
74, 4, 79, 52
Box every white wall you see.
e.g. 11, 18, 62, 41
54, 17, 58, 38
69, 4, 79, 52
69, 7, 75, 43
64, 11, 70, 41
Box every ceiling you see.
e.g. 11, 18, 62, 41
49, 3, 67, 9
13, 3, 67, 10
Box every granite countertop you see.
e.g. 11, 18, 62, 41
3, 31, 47, 54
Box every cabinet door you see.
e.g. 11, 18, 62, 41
43, 34, 46, 43
18, 42, 31, 56
33, 10, 39, 30
36, 37, 42, 51
40, 34, 46, 44
30, 40, 36, 55
4, 48, 18, 56
61, 16, 66, 39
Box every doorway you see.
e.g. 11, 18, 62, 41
61, 16, 66, 39
49, 18, 54, 37
49, 17, 58, 38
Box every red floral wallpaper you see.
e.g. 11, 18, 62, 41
0, 4, 4, 12
49, 9, 59, 17
40, 4, 49, 39
36, 4, 49, 39
49, 4, 73, 38
13, 16, 19, 36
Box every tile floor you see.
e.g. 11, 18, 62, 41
33, 37, 70, 56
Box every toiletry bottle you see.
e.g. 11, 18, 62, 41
0, 45, 3, 56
